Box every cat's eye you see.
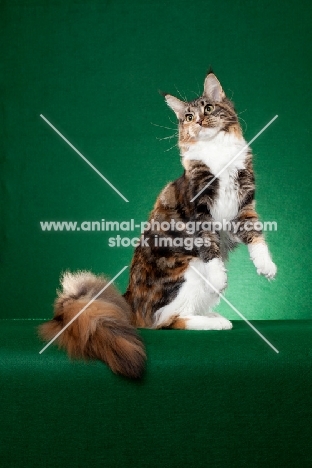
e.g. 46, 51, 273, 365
185, 114, 194, 122
204, 104, 214, 115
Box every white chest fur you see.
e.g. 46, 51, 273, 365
183, 131, 248, 221
211, 170, 239, 222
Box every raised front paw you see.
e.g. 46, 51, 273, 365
248, 242, 277, 280
255, 258, 277, 279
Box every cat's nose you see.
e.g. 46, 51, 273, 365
197, 119, 203, 126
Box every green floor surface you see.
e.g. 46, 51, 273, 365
1, 320, 311, 467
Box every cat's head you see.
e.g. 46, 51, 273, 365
164, 72, 242, 150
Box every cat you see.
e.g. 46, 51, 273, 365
39, 71, 277, 379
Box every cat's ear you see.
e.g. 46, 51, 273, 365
164, 94, 186, 119
203, 73, 225, 102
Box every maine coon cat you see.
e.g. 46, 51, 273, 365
39, 71, 277, 378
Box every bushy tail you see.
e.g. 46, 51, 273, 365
38, 271, 146, 379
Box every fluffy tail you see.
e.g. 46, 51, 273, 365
38, 271, 146, 379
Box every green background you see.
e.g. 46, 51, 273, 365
1, 0, 311, 320
1, 3, 312, 468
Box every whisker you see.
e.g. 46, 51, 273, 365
195, 79, 201, 96
227, 88, 234, 101
220, 119, 237, 124
174, 85, 188, 102
238, 116, 248, 132
168, 116, 178, 127
191, 90, 200, 98
164, 142, 179, 152
219, 115, 248, 132
156, 133, 178, 141
151, 122, 176, 131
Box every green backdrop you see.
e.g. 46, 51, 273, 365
1, 0, 311, 320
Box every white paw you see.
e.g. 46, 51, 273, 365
256, 259, 277, 279
210, 316, 233, 330
248, 242, 277, 280
185, 315, 233, 330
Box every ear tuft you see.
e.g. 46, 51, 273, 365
204, 73, 225, 102
164, 94, 186, 119
158, 89, 168, 98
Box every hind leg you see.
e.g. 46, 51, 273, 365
154, 257, 232, 330
169, 315, 233, 330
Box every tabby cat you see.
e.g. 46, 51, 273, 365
39, 71, 277, 378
